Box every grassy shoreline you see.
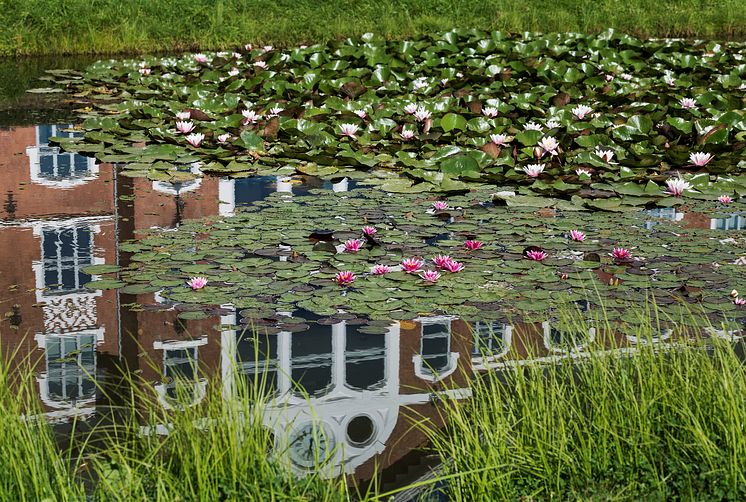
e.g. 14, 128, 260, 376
2, 0, 746, 57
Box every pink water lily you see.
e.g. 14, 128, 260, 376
420, 270, 441, 283
569, 230, 586, 242
217, 133, 232, 143
482, 107, 499, 118
689, 152, 713, 166
362, 226, 377, 236
400, 129, 415, 140
432, 255, 452, 268
522, 164, 545, 177
176, 111, 191, 120
442, 259, 465, 272
719, 195, 733, 204
490, 133, 511, 146
538, 136, 560, 156
665, 177, 692, 196
187, 277, 208, 290
432, 201, 449, 211
354, 109, 367, 119
735, 297, 746, 305
679, 98, 697, 110
525, 250, 548, 261
610, 247, 632, 261
194, 54, 208, 63
372, 264, 391, 275
334, 271, 356, 286
343, 239, 364, 252
339, 123, 359, 138
401, 258, 424, 273
176, 121, 196, 134
185, 133, 205, 147
242, 110, 262, 125
404, 103, 418, 114
572, 104, 593, 120
464, 240, 484, 251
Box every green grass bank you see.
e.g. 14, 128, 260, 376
2, 0, 746, 57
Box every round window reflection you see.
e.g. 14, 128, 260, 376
346, 414, 377, 448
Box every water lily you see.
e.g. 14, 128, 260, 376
372, 264, 391, 275
334, 271, 356, 286
525, 250, 548, 261
719, 195, 733, 204
186, 277, 208, 290
689, 152, 713, 166
569, 230, 586, 242
665, 176, 692, 196
404, 103, 418, 114
242, 110, 262, 125
139, 67, 151, 76
176, 111, 191, 120
482, 107, 499, 118
620, 73, 633, 80
489, 133, 511, 146
400, 129, 415, 140
194, 54, 208, 63
354, 109, 367, 119
604, 74, 615, 82
339, 123, 359, 138
267, 107, 284, 118
244, 43, 253, 51
538, 136, 560, 156
185, 133, 205, 147
679, 98, 697, 110
262, 45, 273, 52
401, 257, 424, 273
524, 121, 543, 131
253, 61, 268, 69
442, 259, 465, 272
610, 247, 632, 261
228, 67, 240, 77
576, 168, 592, 177
522, 164, 545, 177
432, 201, 449, 211
664, 75, 676, 86
572, 104, 593, 120
432, 255, 452, 268
735, 297, 746, 306
595, 148, 615, 163
217, 133, 232, 143
343, 239, 364, 252
414, 108, 431, 122
420, 270, 441, 283
362, 226, 377, 236
176, 121, 196, 134
545, 120, 561, 129
412, 78, 428, 90
464, 240, 484, 251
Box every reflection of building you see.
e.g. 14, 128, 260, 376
0, 124, 118, 421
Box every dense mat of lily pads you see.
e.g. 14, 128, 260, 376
86, 188, 746, 327
42, 30, 746, 202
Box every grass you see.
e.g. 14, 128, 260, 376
1, 0, 745, 57
422, 316, 746, 500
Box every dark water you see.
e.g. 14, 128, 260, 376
1, 58, 744, 495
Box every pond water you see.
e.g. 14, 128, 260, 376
2, 39, 746, 496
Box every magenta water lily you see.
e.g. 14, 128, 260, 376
420, 270, 441, 283
187, 277, 208, 290
432, 201, 449, 211
611, 247, 633, 261
569, 230, 586, 242
719, 195, 733, 204
432, 255, 452, 268
525, 250, 548, 261
372, 264, 391, 275
401, 257, 424, 273
464, 240, 484, 251
441, 259, 465, 272
343, 239, 364, 252
334, 271, 356, 286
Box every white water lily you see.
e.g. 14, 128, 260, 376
354, 109, 367, 119
620, 73, 633, 80
253, 61, 268, 69
538, 136, 560, 155
228, 67, 239, 77
175, 111, 191, 120
414, 108, 432, 122
679, 98, 697, 110
175, 121, 195, 134
339, 123, 359, 138
664, 177, 692, 196
404, 103, 418, 114
576, 168, 592, 177
595, 148, 615, 163
482, 107, 499, 118
572, 104, 593, 120
489, 133, 512, 146
400, 129, 415, 140
185, 133, 205, 147
545, 120, 561, 129
267, 107, 284, 118
689, 152, 713, 166
663, 75, 676, 86
242, 109, 262, 124
524, 121, 543, 131
217, 133, 232, 143
522, 164, 545, 177
193, 53, 208, 63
